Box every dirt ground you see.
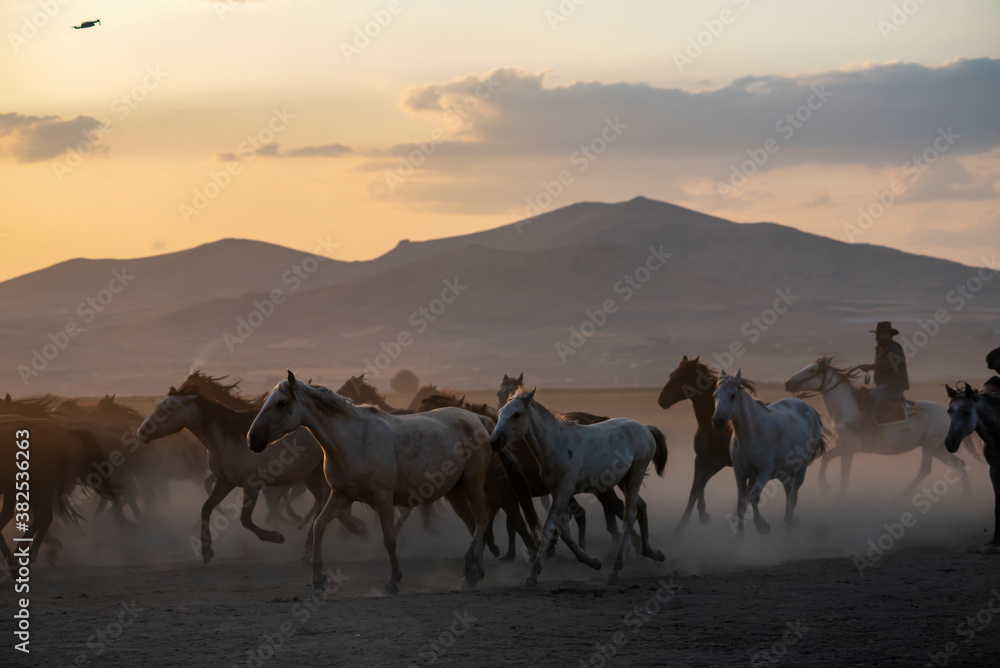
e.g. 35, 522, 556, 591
2, 384, 999, 667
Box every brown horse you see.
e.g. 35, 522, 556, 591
0, 416, 118, 569
496, 374, 626, 558
657, 355, 734, 532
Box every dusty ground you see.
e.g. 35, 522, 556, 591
2, 384, 998, 667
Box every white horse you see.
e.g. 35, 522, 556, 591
785, 356, 973, 497
137, 386, 366, 563
712, 370, 826, 535
248, 371, 499, 595
945, 383, 999, 549
489, 387, 668, 585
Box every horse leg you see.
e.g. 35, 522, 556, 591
748, 474, 771, 535
818, 445, 845, 496
446, 484, 489, 587
502, 497, 536, 561
609, 468, 643, 585
200, 478, 235, 564
300, 475, 327, 560
697, 459, 726, 525
526, 484, 573, 585
782, 473, 801, 529
0, 492, 16, 571
240, 488, 285, 544
900, 448, 935, 499
484, 503, 500, 558
732, 468, 749, 537
676, 459, 716, 534
990, 466, 1000, 547
636, 496, 665, 561
376, 497, 403, 595
420, 503, 437, 534
932, 449, 972, 497
26, 503, 54, 564
839, 453, 855, 496
311, 491, 355, 594
596, 488, 624, 539
568, 496, 587, 551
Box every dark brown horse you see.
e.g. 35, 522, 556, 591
658, 355, 734, 532
0, 415, 118, 569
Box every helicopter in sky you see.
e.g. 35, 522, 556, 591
73, 19, 101, 29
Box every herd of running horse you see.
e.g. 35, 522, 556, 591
0, 347, 997, 594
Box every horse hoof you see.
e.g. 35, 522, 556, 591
487, 544, 500, 558
312, 574, 328, 595
587, 557, 602, 571
699, 513, 711, 525
382, 582, 399, 596
645, 549, 665, 562
607, 573, 620, 585
523, 577, 538, 587
202, 548, 214, 564
270, 532, 285, 544
755, 521, 771, 535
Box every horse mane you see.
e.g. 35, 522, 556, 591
337, 374, 388, 406
303, 383, 356, 417
0, 394, 62, 418
90, 395, 143, 423
718, 374, 770, 411
510, 386, 578, 425
815, 355, 869, 405
173, 371, 265, 412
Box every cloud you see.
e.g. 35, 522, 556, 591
398, 60, 1000, 166
0, 113, 106, 163
216, 142, 352, 161
910, 211, 1000, 248
900, 157, 997, 203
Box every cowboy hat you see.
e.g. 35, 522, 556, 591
869, 321, 899, 336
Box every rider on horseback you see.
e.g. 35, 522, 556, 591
857, 321, 910, 424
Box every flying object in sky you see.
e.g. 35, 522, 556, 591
73, 19, 101, 29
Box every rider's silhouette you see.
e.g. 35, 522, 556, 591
858, 322, 909, 414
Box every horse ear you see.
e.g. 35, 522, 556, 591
681, 354, 688, 362
734, 369, 742, 383
694, 355, 700, 363
459, 395, 466, 404
287, 370, 297, 394
524, 387, 537, 403
3, 393, 10, 403
168, 386, 177, 394
517, 373, 523, 383
964, 384, 975, 398
945, 384, 957, 398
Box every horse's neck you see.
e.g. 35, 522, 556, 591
690, 390, 717, 431
524, 406, 567, 470
301, 403, 362, 471
186, 407, 253, 463
820, 377, 864, 427
976, 399, 1000, 451
730, 391, 771, 442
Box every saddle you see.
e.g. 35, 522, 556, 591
874, 400, 914, 426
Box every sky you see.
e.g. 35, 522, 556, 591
1, 0, 999, 282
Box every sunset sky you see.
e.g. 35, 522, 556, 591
1, 0, 998, 282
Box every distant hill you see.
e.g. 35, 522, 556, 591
1, 198, 997, 395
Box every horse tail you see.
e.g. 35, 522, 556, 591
69, 428, 120, 502
810, 417, 831, 462
646, 425, 668, 477
495, 447, 541, 538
